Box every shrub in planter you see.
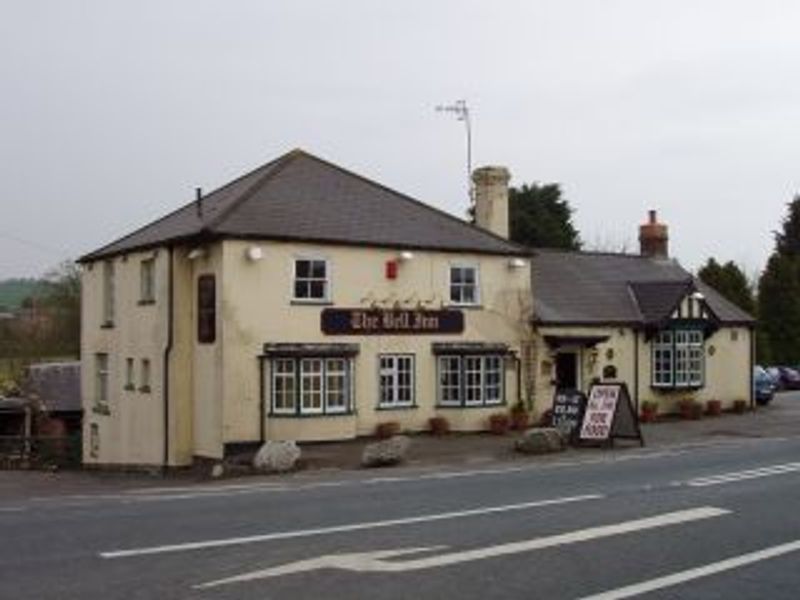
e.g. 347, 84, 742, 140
428, 416, 450, 436
510, 402, 530, 431
538, 408, 553, 427
732, 399, 748, 414
488, 413, 510, 435
678, 399, 703, 420
375, 421, 401, 439
640, 401, 658, 423
706, 400, 722, 416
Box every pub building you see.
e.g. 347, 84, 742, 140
79, 149, 753, 468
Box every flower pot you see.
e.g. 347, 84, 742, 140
488, 414, 510, 435
706, 400, 722, 416
428, 416, 450, 436
510, 411, 529, 431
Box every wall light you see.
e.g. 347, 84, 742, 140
398, 251, 414, 262
508, 258, 526, 269
246, 246, 264, 261
187, 248, 206, 260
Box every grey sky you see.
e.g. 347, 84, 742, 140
2, 1, 799, 279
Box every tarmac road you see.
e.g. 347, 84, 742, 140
2, 394, 800, 599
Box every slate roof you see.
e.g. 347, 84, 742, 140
532, 249, 754, 326
81, 149, 525, 262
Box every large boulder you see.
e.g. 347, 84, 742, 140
361, 435, 410, 468
253, 440, 301, 473
514, 428, 566, 455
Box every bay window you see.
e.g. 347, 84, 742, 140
437, 354, 504, 407
651, 329, 704, 389
269, 357, 352, 415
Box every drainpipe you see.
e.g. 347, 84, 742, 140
749, 326, 755, 411
162, 246, 174, 469
633, 329, 640, 413
259, 356, 266, 444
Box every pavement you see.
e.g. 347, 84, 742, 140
1, 392, 796, 502
1, 393, 800, 599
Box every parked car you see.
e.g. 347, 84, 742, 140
754, 366, 776, 406
777, 366, 800, 391
765, 366, 783, 390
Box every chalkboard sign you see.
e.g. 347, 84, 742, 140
578, 383, 643, 447
551, 390, 587, 442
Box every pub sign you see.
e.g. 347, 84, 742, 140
321, 308, 464, 335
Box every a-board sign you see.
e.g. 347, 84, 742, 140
321, 308, 464, 335
551, 390, 587, 441
578, 383, 643, 446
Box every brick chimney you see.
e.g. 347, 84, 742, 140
639, 210, 668, 258
472, 166, 511, 239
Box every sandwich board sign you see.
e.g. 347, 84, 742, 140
551, 389, 587, 443
578, 382, 643, 447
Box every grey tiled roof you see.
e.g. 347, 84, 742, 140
532, 249, 754, 326
81, 149, 525, 261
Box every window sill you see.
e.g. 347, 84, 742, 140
269, 411, 354, 418
92, 404, 111, 416
446, 303, 483, 310
291, 299, 334, 306
137, 299, 156, 306
376, 404, 417, 411
436, 402, 506, 409
100, 322, 115, 329
651, 385, 704, 392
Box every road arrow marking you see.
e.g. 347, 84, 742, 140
195, 506, 730, 589
578, 539, 800, 600
101, 493, 602, 559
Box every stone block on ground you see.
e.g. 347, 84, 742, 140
361, 435, 410, 468
514, 428, 566, 455
253, 440, 301, 472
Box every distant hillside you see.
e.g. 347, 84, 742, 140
0, 278, 41, 311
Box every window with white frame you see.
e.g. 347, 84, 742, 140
449, 265, 479, 305
437, 355, 504, 407
269, 357, 352, 415
272, 359, 297, 414
652, 331, 673, 387
102, 260, 115, 326
95, 353, 109, 408
379, 355, 415, 408
438, 356, 462, 406
293, 259, 329, 301
652, 329, 704, 388
140, 258, 155, 303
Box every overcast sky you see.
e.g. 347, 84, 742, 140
2, 1, 799, 279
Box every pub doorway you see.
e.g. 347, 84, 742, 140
555, 351, 580, 392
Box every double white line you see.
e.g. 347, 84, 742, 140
686, 462, 800, 487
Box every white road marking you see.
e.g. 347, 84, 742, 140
100, 493, 603, 559
195, 506, 730, 588
0, 507, 26, 513
578, 539, 800, 600
685, 462, 800, 487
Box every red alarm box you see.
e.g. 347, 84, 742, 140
385, 260, 398, 279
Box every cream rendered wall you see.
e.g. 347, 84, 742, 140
184, 245, 225, 459
532, 325, 752, 418
533, 327, 635, 417
81, 250, 169, 466
638, 326, 752, 411
219, 240, 532, 443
